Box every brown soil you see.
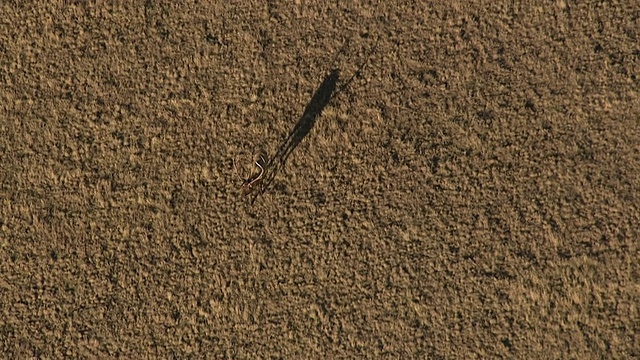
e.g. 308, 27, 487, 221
1, 2, 638, 358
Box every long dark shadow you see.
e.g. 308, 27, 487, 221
255, 69, 339, 200
250, 40, 378, 204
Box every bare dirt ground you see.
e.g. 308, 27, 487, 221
1, 1, 639, 358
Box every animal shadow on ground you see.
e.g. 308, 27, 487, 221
251, 69, 340, 204
248, 40, 377, 204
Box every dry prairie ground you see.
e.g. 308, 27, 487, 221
1, 1, 639, 358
